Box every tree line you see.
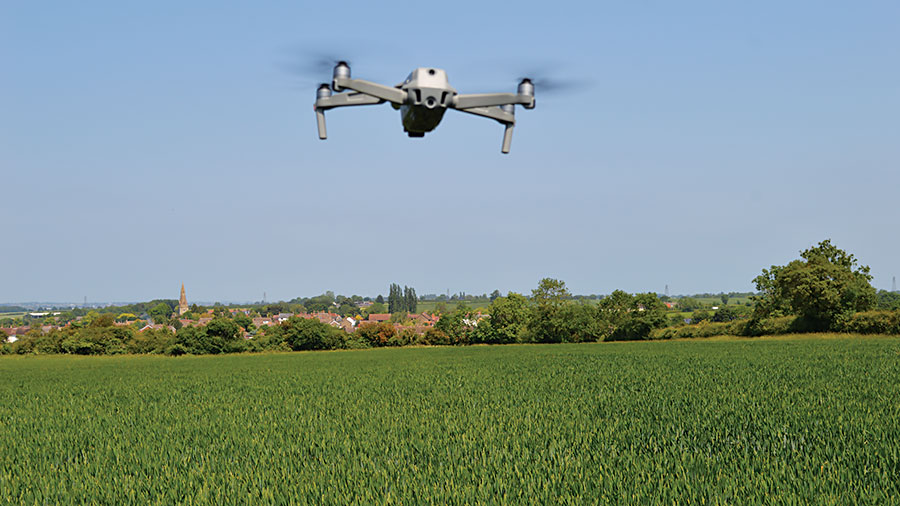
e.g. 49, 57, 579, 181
4, 239, 900, 356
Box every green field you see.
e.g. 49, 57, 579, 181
2, 337, 899, 504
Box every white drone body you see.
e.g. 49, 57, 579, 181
314, 62, 535, 153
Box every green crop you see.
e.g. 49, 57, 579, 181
1, 336, 899, 504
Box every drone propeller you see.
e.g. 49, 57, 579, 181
277, 47, 359, 90
516, 74, 585, 95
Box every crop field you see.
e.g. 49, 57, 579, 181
1, 337, 899, 504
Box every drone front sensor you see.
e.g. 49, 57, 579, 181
313, 62, 535, 154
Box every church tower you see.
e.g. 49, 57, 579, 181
178, 283, 189, 316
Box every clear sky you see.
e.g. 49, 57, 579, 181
2, 1, 898, 303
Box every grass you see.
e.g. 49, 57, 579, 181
1, 336, 899, 504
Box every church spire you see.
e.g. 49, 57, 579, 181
178, 283, 189, 316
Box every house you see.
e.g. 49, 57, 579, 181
275, 313, 294, 323
252, 317, 273, 328
407, 312, 439, 327
367, 313, 391, 323
313, 312, 341, 324
1, 326, 29, 343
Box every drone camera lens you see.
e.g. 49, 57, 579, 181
428, 69, 436, 75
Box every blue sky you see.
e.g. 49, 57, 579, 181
2, 1, 898, 303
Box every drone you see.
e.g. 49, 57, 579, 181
313, 61, 535, 154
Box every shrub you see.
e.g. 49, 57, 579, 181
742, 316, 799, 337
422, 328, 451, 346
356, 322, 397, 347
841, 310, 900, 335
279, 318, 345, 351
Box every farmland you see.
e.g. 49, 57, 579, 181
2, 336, 899, 504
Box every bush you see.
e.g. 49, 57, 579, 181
650, 322, 734, 340
279, 318, 345, 351
742, 316, 799, 337
356, 322, 396, 347
841, 310, 900, 335
422, 328, 451, 346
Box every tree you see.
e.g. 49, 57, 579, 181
599, 291, 667, 341
233, 313, 253, 331
279, 318, 344, 351
487, 293, 530, 343
404, 286, 417, 313
489, 290, 502, 302
721, 293, 729, 306
527, 278, 571, 343
752, 239, 876, 330
148, 303, 172, 325
375, 294, 384, 304
877, 290, 900, 311
388, 284, 402, 313
356, 322, 396, 347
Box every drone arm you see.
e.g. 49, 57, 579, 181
456, 106, 515, 124
332, 77, 407, 105
453, 93, 534, 110
315, 92, 384, 109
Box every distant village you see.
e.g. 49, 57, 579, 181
0, 284, 470, 343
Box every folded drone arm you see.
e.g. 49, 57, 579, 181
332, 77, 407, 105
452, 93, 534, 110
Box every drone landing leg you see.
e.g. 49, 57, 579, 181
316, 109, 327, 140
501, 124, 514, 154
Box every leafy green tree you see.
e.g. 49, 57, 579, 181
721, 293, 729, 306
367, 302, 387, 314
173, 326, 220, 355
597, 290, 634, 333
527, 278, 571, 343
487, 293, 530, 343
876, 290, 900, 311
752, 239, 876, 330
279, 318, 344, 351
712, 306, 741, 322
676, 297, 703, 311
388, 283, 408, 313
206, 317, 241, 341
233, 313, 253, 331
148, 303, 172, 325
404, 286, 417, 313
489, 290, 502, 301
337, 302, 357, 317
608, 293, 667, 341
